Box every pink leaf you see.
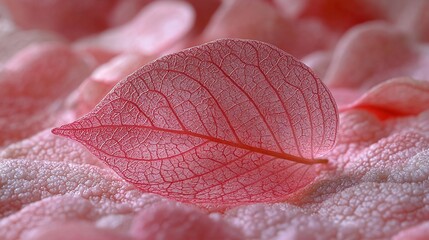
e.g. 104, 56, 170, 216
53, 39, 338, 205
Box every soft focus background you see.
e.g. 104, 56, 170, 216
1, 1, 429, 240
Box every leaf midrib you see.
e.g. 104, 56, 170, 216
55, 124, 328, 165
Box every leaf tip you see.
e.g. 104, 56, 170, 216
51, 127, 62, 135
51, 125, 72, 138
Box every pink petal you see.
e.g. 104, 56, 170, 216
108, 0, 152, 27
23, 221, 132, 240
0, 43, 91, 146
76, 1, 195, 58
0, 157, 173, 240
392, 221, 429, 240
180, 0, 221, 34
0, 0, 118, 40
346, 77, 429, 119
325, 22, 429, 90
72, 53, 153, 117
371, 0, 429, 42
201, 0, 335, 58
274, 0, 381, 31
1, 1, 428, 238
301, 51, 332, 79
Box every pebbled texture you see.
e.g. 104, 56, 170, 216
0, 129, 103, 167
0, 159, 166, 240
0, 29, 64, 67
53, 39, 339, 205
224, 108, 429, 240
1, 1, 429, 239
